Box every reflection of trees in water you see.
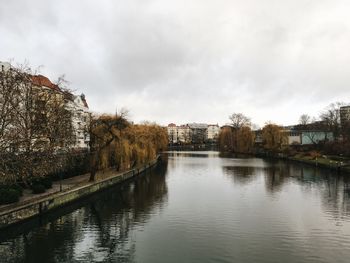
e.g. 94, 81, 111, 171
223, 159, 350, 220
0, 209, 82, 262
0, 162, 168, 262
267, 162, 350, 219
286, 163, 350, 219
76, 162, 168, 262
223, 166, 260, 185
263, 161, 291, 193
167, 151, 219, 159
317, 173, 350, 220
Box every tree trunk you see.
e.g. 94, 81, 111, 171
89, 152, 97, 182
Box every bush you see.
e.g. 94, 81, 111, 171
31, 184, 46, 194
41, 177, 52, 189
0, 188, 20, 205
31, 177, 52, 189
0, 184, 23, 196
309, 151, 322, 160
10, 184, 23, 196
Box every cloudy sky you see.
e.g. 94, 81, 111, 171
1, 0, 350, 126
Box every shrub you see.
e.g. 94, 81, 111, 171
30, 177, 52, 189
0, 188, 20, 205
0, 184, 23, 196
309, 151, 322, 160
9, 184, 23, 196
31, 184, 46, 194
41, 177, 52, 189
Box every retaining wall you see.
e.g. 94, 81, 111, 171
0, 159, 158, 230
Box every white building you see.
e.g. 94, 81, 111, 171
65, 93, 90, 149
167, 123, 178, 144
31, 74, 91, 150
1, 61, 90, 150
178, 125, 191, 143
207, 124, 220, 141
167, 123, 219, 144
0, 61, 11, 71
167, 124, 192, 144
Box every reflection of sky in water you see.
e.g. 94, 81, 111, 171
2, 152, 350, 263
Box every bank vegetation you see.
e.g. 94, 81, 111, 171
0, 64, 167, 204
219, 105, 350, 171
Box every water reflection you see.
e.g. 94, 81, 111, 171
222, 158, 350, 220
166, 151, 219, 158
2, 153, 350, 263
0, 162, 168, 263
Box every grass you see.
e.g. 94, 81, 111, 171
289, 154, 350, 172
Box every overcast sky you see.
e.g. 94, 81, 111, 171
1, 0, 350, 126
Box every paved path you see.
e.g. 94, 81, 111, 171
0, 168, 125, 213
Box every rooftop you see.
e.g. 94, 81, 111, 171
31, 74, 60, 91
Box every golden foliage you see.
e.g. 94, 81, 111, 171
308, 150, 321, 160
219, 127, 233, 152
236, 126, 255, 153
218, 126, 255, 153
90, 114, 168, 178
262, 124, 288, 152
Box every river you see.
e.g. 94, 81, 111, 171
1, 151, 350, 262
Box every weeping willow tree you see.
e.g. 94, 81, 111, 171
89, 113, 168, 181
88, 111, 129, 181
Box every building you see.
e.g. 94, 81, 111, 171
1, 61, 90, 150
284, 130, 333, 145
178, 125, 191, 143
167, 123, 178, 144
300, 131, 333, 145
207, 124, 220, 141
340, 106, 350, 128
65, 93, 90, 149
287, 131, 301, 145
32, 74, 91, 150
187, 123, 208, 144
167, 123, 218, 144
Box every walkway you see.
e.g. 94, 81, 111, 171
0, 168, 125, 213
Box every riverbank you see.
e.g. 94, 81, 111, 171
220, 150, 350, 174
168, 143, 218, 151
287, 155, 350, 173
0, 158, 160, 230
255, 152, 350, 173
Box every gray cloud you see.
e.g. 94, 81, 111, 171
1, 0, 350, 126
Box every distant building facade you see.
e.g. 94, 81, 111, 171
284, 130, 333, 145
187, 123, 208, 144
207, 124, 220, 141
65, 93, 90, 149
178, 125, 191, 143
340, 106, 350, 128
167, 123, 179, 144
167, 123, 219, 144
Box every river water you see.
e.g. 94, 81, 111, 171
1, 151, 350, 263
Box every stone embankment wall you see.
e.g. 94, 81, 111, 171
0, 159, 159, 230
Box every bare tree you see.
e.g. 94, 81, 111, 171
299, 114, 311, 126
228, 113, 251, 152
229, 113, 251, 129
320, 102, 345, 140
0, 63, 74, 184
